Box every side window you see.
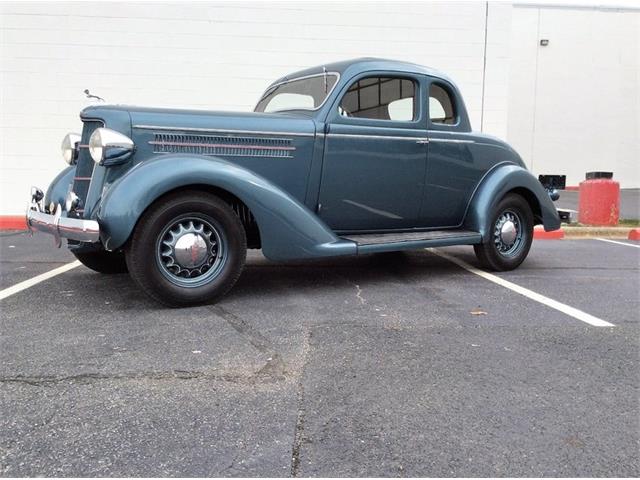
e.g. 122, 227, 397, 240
429, 83, 456, 125
339, 77, 416, 122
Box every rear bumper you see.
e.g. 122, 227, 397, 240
26, 187, 100, 246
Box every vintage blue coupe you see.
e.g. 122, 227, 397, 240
27, 58, 560, 306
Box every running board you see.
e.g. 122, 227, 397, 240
341, 230, 482, 254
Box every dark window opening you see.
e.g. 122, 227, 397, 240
429, 83, 456, 125
339, 77, 416, 121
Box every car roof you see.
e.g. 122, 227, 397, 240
270, 57, 455, 86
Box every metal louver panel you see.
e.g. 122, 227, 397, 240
150, 133, 295, 158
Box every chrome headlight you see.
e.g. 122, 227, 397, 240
61, 133, 81, 165
88, 128, 135, 166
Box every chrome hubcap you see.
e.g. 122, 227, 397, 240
174, 233, 208, 269
493, 210, 523, 256
156, 217, 226, 287
500, 220, 517, 246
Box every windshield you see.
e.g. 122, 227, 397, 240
254, 73, 339, 113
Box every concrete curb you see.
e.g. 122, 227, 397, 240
562, 226, 637, 239
533, 226, 565, 239
531, 226, 640, 240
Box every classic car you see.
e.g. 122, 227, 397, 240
27, 58, 561, 306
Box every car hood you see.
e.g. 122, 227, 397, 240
80, 104, 317, 137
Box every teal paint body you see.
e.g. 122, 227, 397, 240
98, 154, 356, 260
46, 58, 560, 260
44, 165, 75, 207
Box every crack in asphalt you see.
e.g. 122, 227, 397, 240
2, 306, 290, 389
0, 368, 285, 387
355, 283, 366, 305
208, 305, 273, 354
206, 305, 318, 476
290, 329, 312, 477
208, 304, 286, 380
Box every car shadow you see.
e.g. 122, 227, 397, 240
225, 249, 471, 303
42, 249, 478, 310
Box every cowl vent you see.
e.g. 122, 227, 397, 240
150, 133, 295, 158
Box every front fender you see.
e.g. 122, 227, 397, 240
464, 164, 561, 239
98, 154, 356, 260
44, 165, 75, 207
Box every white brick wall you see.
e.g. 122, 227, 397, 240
507, 4, 640, 188
2, 2, 638, 216
0, 1, 512, 215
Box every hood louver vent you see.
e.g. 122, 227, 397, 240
150, 133, 295, 158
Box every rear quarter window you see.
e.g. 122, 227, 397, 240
429, 83, 456, 125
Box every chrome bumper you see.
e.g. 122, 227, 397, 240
26, 187, 100, 247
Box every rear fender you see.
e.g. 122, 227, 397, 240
97, 154, 356, 260
464, 164, 561, 239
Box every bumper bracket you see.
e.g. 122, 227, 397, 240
26, 187, 100, 247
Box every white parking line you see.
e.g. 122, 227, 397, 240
596, 238, 640, 249
427, 249, 615, 328
0, 261, 81, 301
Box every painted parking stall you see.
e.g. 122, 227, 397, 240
434, 240, 639, 327
0, 235, 638, 476
427, 248, 614, 327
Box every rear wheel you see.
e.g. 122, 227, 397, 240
72, 250, 128, 274
125, 191, 246, 306
473, 193, 534, 271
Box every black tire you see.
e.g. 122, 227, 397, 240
73, 250, 128, 274
473, 193, 534, 271
125, 191, 246, 307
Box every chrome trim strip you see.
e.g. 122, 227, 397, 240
429, 138, 475, 144
149, 140, 295, 151
134, 125, 314, 137
153, 151, 293, 159
326, 133, 430, 142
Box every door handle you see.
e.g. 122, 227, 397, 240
416, 139, 429, 144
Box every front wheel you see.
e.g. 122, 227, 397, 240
473, 193, 534, 271
125, 191, 247, 307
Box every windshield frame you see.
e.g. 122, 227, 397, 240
254, 71, 341, 113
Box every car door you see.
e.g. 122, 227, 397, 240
317, 73, 429, 232
419, 79, 480, 228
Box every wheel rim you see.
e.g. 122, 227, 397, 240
493, 209, 525, 257
155, 216, 227, 288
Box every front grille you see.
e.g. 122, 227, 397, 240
150, 133, 295, 158
71, 120, 103, 217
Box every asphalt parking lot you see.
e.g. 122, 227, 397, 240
1, 231, 639, 477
